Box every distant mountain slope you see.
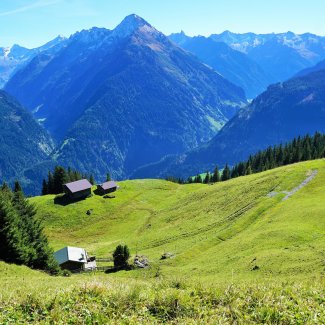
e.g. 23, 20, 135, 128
6, 15, 246, 179
295, 58, 325, 77
0, 90, 54, 186
210, 31, 325, 83
132, 69, 325, 179
0, 36, 66, 88
169, 33, 272, 98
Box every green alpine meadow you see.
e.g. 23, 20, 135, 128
0, 159, 324, 323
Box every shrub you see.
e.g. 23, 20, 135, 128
112, 245, 130, 270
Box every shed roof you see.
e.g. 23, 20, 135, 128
54, 246, 87, 265
64, 179, 92, 193
99, 181, 118, 190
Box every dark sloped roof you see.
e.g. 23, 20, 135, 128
64, 179, 92, 193
99, 181, 118, 190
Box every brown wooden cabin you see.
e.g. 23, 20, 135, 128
96, 181, 118, 195
63, 179, 92, 200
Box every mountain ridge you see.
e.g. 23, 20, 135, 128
132, 69, 325, 179
5, 15, 246, 182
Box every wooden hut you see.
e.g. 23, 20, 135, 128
96, 181, 119, 195
64, 179, 92, 199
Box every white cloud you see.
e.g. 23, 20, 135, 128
0, 0, 62, 17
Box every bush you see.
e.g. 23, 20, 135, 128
112, 245, 130, 270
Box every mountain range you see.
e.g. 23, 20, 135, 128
0, 36, 66, 88
170, 31, 325, 98
4, 14, 246, 183
211, 31, 325, 81
1, 15, 325, 193
132, 67, 325, 179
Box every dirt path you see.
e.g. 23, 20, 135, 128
282, 170, 318, 201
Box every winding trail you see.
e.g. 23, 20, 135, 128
282, 170, 318, 201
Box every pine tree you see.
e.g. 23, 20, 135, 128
13, 181, 22, 193
53, 166, 68, 194
41, 179, 48, 196
47, 171, 54, 194
89, 174, 95, 185
0, 193, 26, 264
203, 172, 210, 184
1, 182, 10, 192
221, 164, 231, 181
211, 166, 220, 182
246, 164, 252, 175
7, 190, 60, 274
106, 173, 111, 182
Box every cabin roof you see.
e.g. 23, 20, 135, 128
64, 179, 92, 193
98, 181, 118, 190
54, 246, 87, 265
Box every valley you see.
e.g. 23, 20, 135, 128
0, 6, 325, 323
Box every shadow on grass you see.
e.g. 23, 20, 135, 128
54, 194, 88, 206
93, 188, 116, 198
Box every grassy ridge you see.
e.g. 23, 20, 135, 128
30, 159, 325, 281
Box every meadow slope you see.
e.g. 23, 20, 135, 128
30, 159, 325, 282
1, 159, 324, 323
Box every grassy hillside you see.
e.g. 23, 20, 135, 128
30, 159, 325, 282
1, 261, 323, 323
1, 159, 324, 323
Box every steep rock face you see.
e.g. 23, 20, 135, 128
6, 15, 246, 179
0, 90, 54, 186
169, 33, 272, 98
132, 69, 325, 179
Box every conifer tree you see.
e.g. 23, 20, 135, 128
204, 172, 210, 184
106, 173, 111, 182
47, 171, 54, 194
89, 174, 95, 185
0, 189, 60, 274
53, 166, 68, 194
41, 179, 48, 196
221, 164, 231, 181
1, 182, 10, 192
13, 181, 22, 193
211, 166, 220, 182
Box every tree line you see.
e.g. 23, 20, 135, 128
168, 132, 325, 184
42, 166, 112, 195
0, 182, 59, 274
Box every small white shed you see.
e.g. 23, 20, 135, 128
54, 246, 97, 271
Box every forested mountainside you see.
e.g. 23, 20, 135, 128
0, 90, 54, 186
5, 15, 246, 180
132, 69, 325, 179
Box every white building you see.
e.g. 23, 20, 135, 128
54, 246, 97, 271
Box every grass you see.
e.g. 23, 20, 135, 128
1, 159, 324, 323
30, 159, 325, 282
0, 263, 324, 323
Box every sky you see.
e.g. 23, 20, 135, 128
1, 0, 325, 48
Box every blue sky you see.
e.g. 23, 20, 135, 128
1, 0, 325, 48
